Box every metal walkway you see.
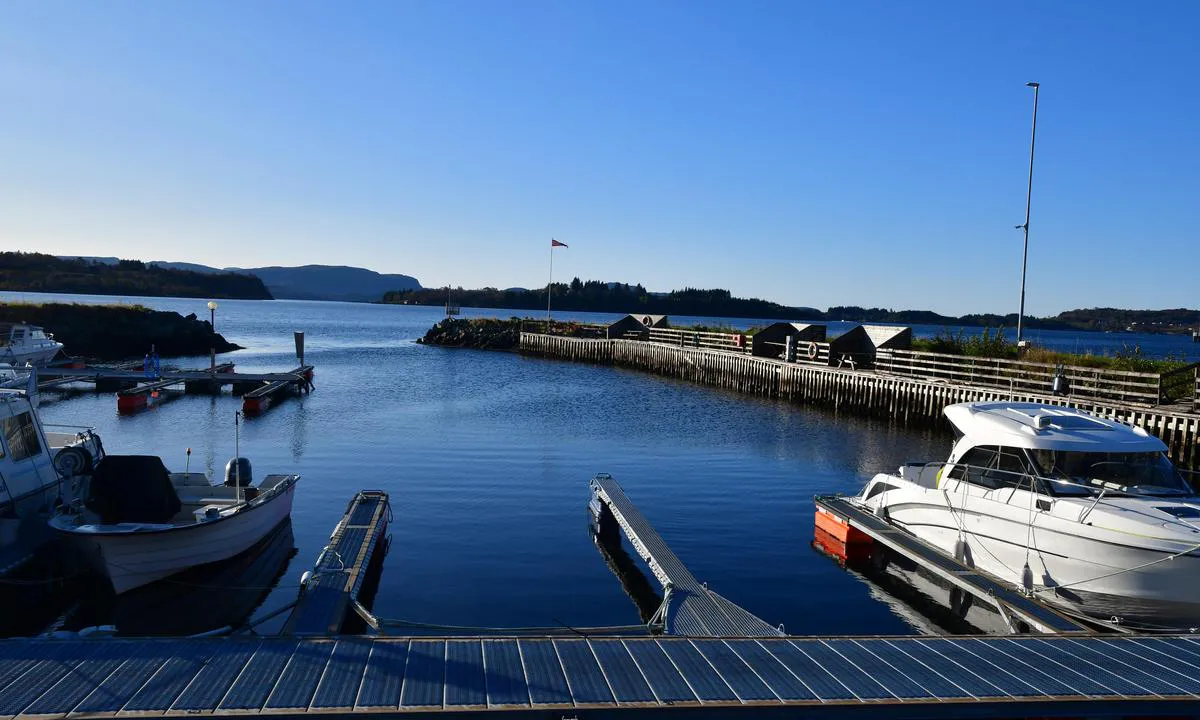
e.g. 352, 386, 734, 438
590, 474, 783, 637
281, 491, 390, 635
815, 495, 1091, 635
7, 634, 1200, 717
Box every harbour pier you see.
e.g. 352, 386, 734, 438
5, 480, 1200, 716
520, 331, 1200, 468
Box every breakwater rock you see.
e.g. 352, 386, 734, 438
418, 318, 521, 350
0, 302, 242, 360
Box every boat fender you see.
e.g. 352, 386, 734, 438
224, 457, 253, 487
54, 446, 93, 478
299, 570, 312, 589
806, 342, 818, 360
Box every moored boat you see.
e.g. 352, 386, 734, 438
853, 401, 1200, 629
0, 323, 63, 366
50, 455, 298, 594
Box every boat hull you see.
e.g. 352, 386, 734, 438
867, 481, 1200, 627
56, 479, 297, 594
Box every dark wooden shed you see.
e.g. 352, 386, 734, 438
751, 323, 826, 360
606, 314, 669, 339
828, 324, 912, 368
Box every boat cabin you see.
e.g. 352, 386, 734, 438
904, 402, 1193, 498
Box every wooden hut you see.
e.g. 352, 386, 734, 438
828, 324, 912, 369
751, 323, 826, 360
606, 314, 669, 340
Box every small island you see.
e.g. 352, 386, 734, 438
0, 302, 241, 360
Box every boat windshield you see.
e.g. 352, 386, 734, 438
1029, 449, 1193, 497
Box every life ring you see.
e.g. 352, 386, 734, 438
806, 342, 819, 360
641, 316, 652, 326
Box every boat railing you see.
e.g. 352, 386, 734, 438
901, 460, 1200, 502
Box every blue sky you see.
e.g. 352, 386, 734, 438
1, 1, 1196, 315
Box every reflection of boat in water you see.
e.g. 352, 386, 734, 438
61, 518, 296, 636
813, 532, 1013, 635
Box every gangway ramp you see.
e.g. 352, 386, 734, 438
590, 473, 783, 637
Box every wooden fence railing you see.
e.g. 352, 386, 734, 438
874, 348, 1182, 406
1159, 362, 1200, 405
646, 327, 749, 353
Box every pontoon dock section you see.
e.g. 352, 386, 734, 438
282, 490, 390, 635
589, 473, 783, 637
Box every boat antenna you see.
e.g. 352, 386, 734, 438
234, 411, 242, 506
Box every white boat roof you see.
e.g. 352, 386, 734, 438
943, 401, 1167, 453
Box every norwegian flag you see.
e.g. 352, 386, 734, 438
551, 238, 568, 248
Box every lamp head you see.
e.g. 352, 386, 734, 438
1026, 81, 1040, 88
207, 301, 218, 311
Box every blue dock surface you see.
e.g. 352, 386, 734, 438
6, 634, 1200, 716
281, 490, 390, 635
590, 473, 783, 637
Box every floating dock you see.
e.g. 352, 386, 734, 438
281, 490, 390, 635
37, 362, 314, 414
814, 495, 1091, 635
8, 634, 1200, 716
590, 473, 783, 637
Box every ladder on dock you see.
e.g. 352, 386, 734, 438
281, 490, 390, 635
242, 365, 313, 414
590, 473, 783, 637
814, 495, 1091, 634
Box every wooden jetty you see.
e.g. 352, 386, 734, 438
814, 496, 1090, 635
8, 634, 1200, 716
590, 473, 782, 637
37, 362, 314, 414
282, 490, 390, 635
520, 332, 1200, 468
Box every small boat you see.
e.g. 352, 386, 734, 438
50, 455, 299, 594
0, 323, 63, 366
854, 401, 1200, 628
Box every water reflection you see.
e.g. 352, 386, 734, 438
811, 537, 1010, 635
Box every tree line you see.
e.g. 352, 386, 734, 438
0, 253, 273, 299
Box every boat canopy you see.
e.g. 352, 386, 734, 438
943, 402, 1167, 453
85, 455, 181, 524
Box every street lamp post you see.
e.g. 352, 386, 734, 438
1016, 81, 1040, 347
207, 301, 218, 332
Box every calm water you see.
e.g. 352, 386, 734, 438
3, 291, 1193, 637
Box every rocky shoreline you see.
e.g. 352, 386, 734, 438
417, 318, 521, 350
0, 302, 242, 360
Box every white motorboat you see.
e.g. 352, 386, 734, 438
50, 455, 299, 594
0, 323, 63, 366
854, 401, 1200, 628
0, 388, 105, 553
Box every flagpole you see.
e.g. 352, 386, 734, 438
546, 240, 554, 329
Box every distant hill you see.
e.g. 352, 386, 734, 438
226, 264, 422, 303
4, 253, 272, 299
59, 257, 422, 302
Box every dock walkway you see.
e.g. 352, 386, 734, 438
590, 474, 782, 637
816, 496, 1090, 635
282, 490, 390, 635
7, 634, 1200, 717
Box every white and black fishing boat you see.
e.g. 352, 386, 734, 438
50, 453, 299, 594
853, 401, 1200, 628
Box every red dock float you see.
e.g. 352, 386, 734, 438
241, 365, 314, 416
